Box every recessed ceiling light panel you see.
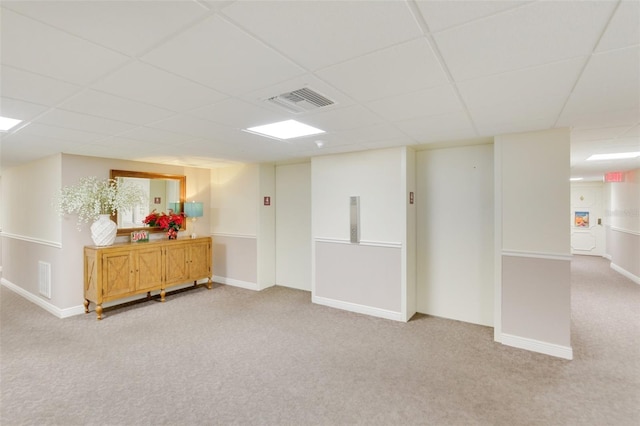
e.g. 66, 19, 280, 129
586, 152, 640, 161
245, 119, 325, 140
0, 116, 23, 132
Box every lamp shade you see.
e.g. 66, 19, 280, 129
168, 202, 181, 213
184, 201, 203, 218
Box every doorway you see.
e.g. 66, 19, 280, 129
570, 182, 606, 256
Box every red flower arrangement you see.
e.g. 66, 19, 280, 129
143, 210, 184, 239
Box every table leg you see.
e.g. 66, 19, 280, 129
96, 304, 103, 320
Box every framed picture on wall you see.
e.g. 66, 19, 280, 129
574, 211, 590, 228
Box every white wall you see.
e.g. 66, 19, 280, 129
0, 155, 65, 310
275, 162, 311, 291
211, 164, 259, 289
0, 175, 3, 272
211, 165, 258, 236
501, 133, 569, 255
604, 169, 640, 282
416, 144, 494, 326
210, 163, 276, 290
403, 148, 417, 321
496, 128, 572, 359
257, 164, 275, 290
312, 147, 411, 321
313, 149, 403, 244
2, 154, 61, 243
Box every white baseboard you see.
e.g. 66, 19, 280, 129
1, 278, 85, 318
603, 253, 612, 260
2, 279, 218, 319
610, 263, 640, 285
312, 295, 405, 322
213, 275, 259, 291
501, 332, 573, 360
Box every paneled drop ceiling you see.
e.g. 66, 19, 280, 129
1, 0, 638, 180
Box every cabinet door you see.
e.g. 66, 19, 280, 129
102, 251, 135, 298
136, 247, 164, 291
165, 245, 189, 284
188, 241, 211, 280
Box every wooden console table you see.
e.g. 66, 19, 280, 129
83, 237, 212, 320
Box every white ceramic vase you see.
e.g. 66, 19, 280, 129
90, 214, 117, 246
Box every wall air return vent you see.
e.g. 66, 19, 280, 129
266, 87, 335, 114
39, 261, 52, 299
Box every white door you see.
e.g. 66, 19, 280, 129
416, 145, 494, 326
275, 163, 311, 291
570, 182, 605, 256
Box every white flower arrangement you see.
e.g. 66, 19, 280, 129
56, 176, 148, 229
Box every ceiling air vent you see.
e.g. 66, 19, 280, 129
266, 87, 335, 114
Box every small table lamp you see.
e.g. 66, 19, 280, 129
184, 201, 203, 238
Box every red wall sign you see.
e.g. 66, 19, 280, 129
264, 196, 271, 206
604, 172, 624, 182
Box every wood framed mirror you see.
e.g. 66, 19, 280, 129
110, 170, 186, 236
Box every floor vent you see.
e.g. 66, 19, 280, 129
38, 261, 52, 299
266, 87, 335, 114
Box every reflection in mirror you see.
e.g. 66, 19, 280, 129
110, 170, 186, 235
116, 178, 181, 228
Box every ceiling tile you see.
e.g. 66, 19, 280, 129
434, 1, 616, 81
416, 0, 531, 33
394, 111, 477, 143
472, 96, 565, 137
92, 61, 227, 113
0, 8, 129, 85
360, 138, 418, 151
36, 108, 137, 135
2, 0, 210, 56
366, 84, 463, 122
596, 0, 640, 53
118, 127, 195, 147
457, 56, 586, 110
149, 114, 234, 141
141, 15, 305, 95
302, 105, 382, 133
619, 124, 640, 138
86, 136, 165, 155
189, 98, 285, 130
0, 65, 81, 107
302, 143, 368, 157
2, 136, 86, 167
557, 107, 640, 130
222, 0, 422, 70
317, 38, 448, 102
571, 126, 633, 143
59, 90, 175, 125
74, 138, 153, 160
0, 97, 49, 122
320, 123, 412, 146
11, 122, 107, 143
558, 46, 640, 126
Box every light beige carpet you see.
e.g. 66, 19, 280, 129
1, 255, 638, 425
